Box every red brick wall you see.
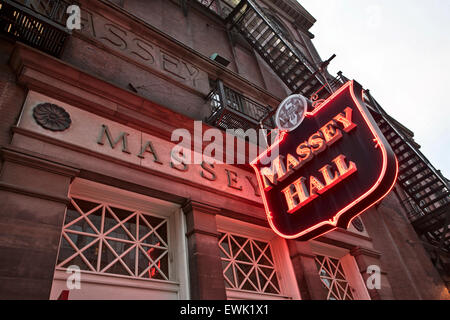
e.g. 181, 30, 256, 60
362, 188, 450, 299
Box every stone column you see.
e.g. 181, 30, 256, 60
350, 247, 394, 300
0, 146, 79, 299
287, 240, 328, 300
182, 200, 227, 300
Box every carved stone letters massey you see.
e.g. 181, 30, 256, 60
19, 92, 262, 203
79, 9, 207, 94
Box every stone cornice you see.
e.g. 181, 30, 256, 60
185, 228, 221, 239
316, 227, 373, 244
0, 181, 71, 205
1, 145, 80, 178
182, 199, 223, 216
350, 246, 382, 259
314, 228, 374, 251
269, 0, 316, 31
0, 145, 80, 204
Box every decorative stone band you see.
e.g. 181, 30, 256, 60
18, 91, 262, 204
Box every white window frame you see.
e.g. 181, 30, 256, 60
50, 178, 190, 300
310, 241, 371, 300
216, 215, 301, 300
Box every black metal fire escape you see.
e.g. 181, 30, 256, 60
0, 0, 74, 57
365, 92, 450, 287
225, 0, 331, 98
195, 0, 338, 132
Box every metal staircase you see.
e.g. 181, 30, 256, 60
195, 0, 332, 99
226, 0, 330, 98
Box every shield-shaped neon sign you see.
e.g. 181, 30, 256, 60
251, 81, 398, 241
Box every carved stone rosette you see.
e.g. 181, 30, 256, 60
33, 103, 72, 131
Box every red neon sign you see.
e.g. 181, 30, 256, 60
251, 81, 398, 241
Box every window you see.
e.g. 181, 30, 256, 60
51, 179, 189, 300
216, 216, 301, 300
311, 241, 370, 300
219, 232, 281, 294
57, 198, 170, 280
315, 255, 354, 300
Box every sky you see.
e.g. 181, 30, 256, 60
298, 0, 450, 178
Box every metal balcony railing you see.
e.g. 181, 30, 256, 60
0, 0, 74, 57
206, 79, 274, 131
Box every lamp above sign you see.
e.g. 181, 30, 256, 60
275, 94, 308, 132
251, 81, 398, 241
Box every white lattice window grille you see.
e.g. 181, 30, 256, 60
218, 232, 281, 295
216, 216, 301, 300
315, 255, 355, 300
57, 197, 170, 281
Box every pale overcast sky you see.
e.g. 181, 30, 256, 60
299, 0, 450, 178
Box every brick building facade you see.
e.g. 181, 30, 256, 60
0, 0, 448, 300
